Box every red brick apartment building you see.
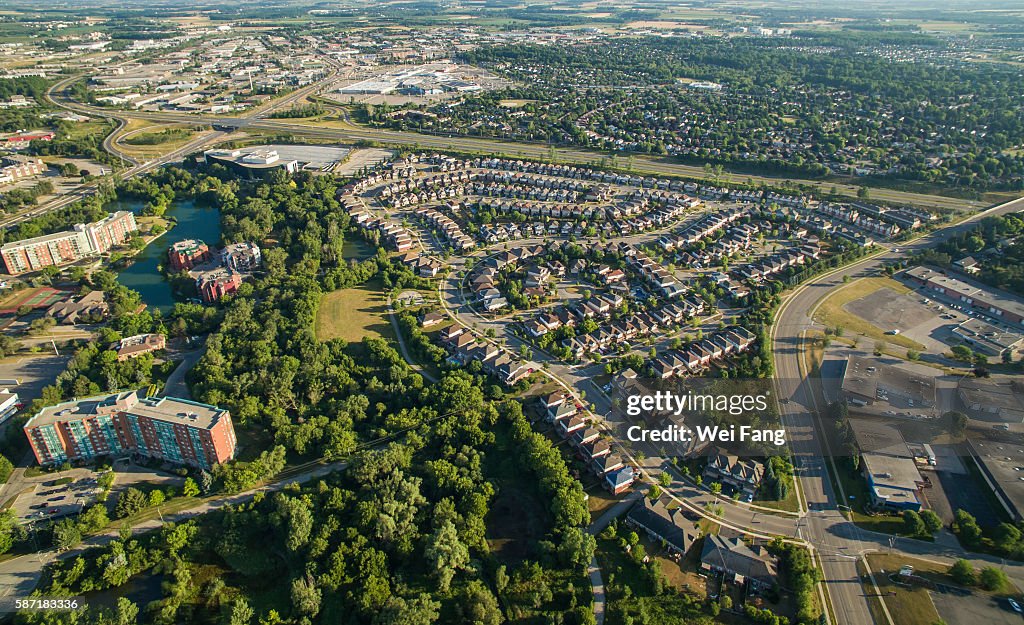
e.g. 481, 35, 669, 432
168, 239, 212, 271
23, 390, 236, 470
1, 211, 138, 274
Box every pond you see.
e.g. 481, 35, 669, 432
83, 572, 165, 615
113, 199, 222, 313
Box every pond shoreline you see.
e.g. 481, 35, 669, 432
113, 199, 222, 313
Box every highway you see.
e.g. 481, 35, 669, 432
26, 70, 1024, 623
44, 78, 983, 214
0, 66, 346, 232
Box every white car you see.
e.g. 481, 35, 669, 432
1009, 598, 1022, 613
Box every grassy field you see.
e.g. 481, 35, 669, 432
315, 280, 394, 343
812, 276, 926, 351
866, 552, 1019, 625
753, 483, 802, 513
116, 120, 204, 159
866, 555, 940, 625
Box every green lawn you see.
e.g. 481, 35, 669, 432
315, 280, 394, 343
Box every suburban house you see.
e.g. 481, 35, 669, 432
605, 465, 635, 495
704, 452, 765, 498
700, 535, 778, 590
626, 496, 698, 557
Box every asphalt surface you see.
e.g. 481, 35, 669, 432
771, 194, 1024, 625
27, 71, 1024, 623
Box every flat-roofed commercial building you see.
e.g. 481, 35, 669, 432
23, 390, 236, 470
952, 317, 1024, 359
958, 377, 1024, 423
849, 419, 926, 512
905, 266, 1024, 327
967, 438, 1024, 522
204, 148, 298, 178
840, 355, 935, 412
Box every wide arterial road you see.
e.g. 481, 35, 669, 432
772, 194, 1024, 625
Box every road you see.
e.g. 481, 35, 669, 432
45, 82, 983, 214
0, 129, 222, 231
33, 68, 1024, 623
0, 66, 345, 233
770, 194, 1024, 624
0, 458, 347, 602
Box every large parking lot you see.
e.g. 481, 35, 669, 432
10, 468, 102, 523
8, 461, 186, 524
932, 587, 1023, 625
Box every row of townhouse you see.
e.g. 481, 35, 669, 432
378, 170, 473, 199
468, 156, 675, 189
385, 184, 467, 209
817, 203, 900, 238
397, 251, 443, 278
420, 155, 815, 214
476, 199, 684, 240
478, 220, 570, 244
635, 188, 703, 211
648, 327, 757, 379
414, 206, 476, 251
346, 204, 415, 252
479, 198, 601, 221
523, 292, 626, 339
345, 165, 415, 195
685, 184, 809, 209
657, 206, 747, 251
784, 209, 877, 248
673, 223, 763, 268
732, 244, 820, 283
439, 325, 536, 385
562, 299, 705, 360
540, 392, 635, 494
627, 249, 687, 298
473, 182, 583, 204
428, 154, 712, 200
474, 170, 597, 195
851, 202, 928, 231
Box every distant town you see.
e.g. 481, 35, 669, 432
0, 2, 1023, 625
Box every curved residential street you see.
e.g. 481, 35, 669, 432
17, 65, 1024, 625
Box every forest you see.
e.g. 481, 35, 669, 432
11, 164, 596, 625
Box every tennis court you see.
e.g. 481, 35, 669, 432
0, 287, 71, 315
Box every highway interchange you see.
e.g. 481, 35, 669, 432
4, 70, 1024, 625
